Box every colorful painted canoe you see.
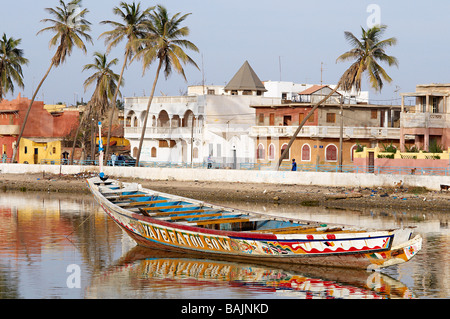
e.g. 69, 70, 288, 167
87, 177, 422, 270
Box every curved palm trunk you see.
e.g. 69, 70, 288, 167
135, 59, 163, 167
12, 61, 54, 163
69, 110, 87, 165
276, 85, 341, 170
104, 49, 130, 165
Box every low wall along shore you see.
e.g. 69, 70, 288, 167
1, 163, 448, 191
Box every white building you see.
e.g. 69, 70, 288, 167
263, 80, 370, 104
124, 61, 279, 167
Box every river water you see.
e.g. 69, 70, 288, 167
0, 191, 448, 299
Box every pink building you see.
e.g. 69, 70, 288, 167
400, 84, 450, 152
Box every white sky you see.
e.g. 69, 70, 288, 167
1, 0, 449, 105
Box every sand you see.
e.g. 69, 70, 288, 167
1, 172, 449, 212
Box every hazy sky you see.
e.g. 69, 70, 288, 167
1, 0, 449, 105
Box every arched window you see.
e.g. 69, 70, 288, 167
268, 144, 275, 160
350, 144, 358, 162
151, 147, 157, 158
325, 144, 337, 162
257, 144, 265, 160
280, 143, 289, 160
301, 144, 311, 161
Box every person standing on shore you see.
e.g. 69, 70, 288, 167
291, 159, 297, 171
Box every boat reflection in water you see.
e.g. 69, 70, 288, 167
86, 246, 414, 299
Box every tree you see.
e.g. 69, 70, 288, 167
277, 24, 397, 169
99, 1, 154, 165
70, 52, 122, 163
132, 5, 199, 166
11, 0, 92, 163
0, 34, 29, 102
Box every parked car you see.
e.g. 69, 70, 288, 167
117, 154, 136, 166
108, 154, 136, 166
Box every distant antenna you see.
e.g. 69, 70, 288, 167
320, 62, 324, 85
279, 56, 282, 81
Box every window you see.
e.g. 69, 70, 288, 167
24, 146, 27, 154
258, 113, 265, 125
257, 144, 265, 160
209, 143, 214, 156
326, 113, 336, 123
350, 144, 358, 162
268, 144, 275, 160
159, 140, 169, 148
301, 144, 311, 161
283, 115, 292, 126
280, 143, 289, 160
371, 110, 378, 119
207, 89, 215, 95
216, 144, 221, 158
269, 113, 275, 126
325, 144, 337, 161
432, 97, 439, 113
299, 113, 305, 124
151, 147, 157, 157
421, 97, 427, 112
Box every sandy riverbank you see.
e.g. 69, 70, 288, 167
1, 172, 449, 212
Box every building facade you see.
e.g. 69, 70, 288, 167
250, 85, 401, 167
0, 94, 79, 163
124, 61, 278, 167
400, 83, 450, 151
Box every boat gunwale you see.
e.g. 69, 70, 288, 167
88, 178, 399, 242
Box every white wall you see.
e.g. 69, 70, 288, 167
1, 163, 447, 191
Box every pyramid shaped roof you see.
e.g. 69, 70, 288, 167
224, 61, 267, 92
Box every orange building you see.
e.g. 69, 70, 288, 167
0, 93, 79, 163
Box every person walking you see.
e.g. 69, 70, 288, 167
291, 158, 297, 171
207, 154, 212, 169
111, 153, 117, 166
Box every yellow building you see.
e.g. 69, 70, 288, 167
19, 138, 63, 164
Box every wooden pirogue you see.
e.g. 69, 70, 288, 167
87, 177, 422, 269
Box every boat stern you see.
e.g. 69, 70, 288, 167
366, 234, 422, 270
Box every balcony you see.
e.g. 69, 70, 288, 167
0, 125, 20, 135
125, 126, 203, 140
401, 112, 450, 128
249, 125, 400, 140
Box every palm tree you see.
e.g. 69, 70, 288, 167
11, 0, 92, 163
70, 52, 122, 163
132, 5, 199, 166
0, 34, 29, 101
277, 24, 397, 169
99, 1, 154, 165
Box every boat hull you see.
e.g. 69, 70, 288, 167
88, 178, 422, 270
99, 200, 421, 270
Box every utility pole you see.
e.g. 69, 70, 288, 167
338, 98, 344, 172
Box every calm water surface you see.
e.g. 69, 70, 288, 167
0, 191, 448, 299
